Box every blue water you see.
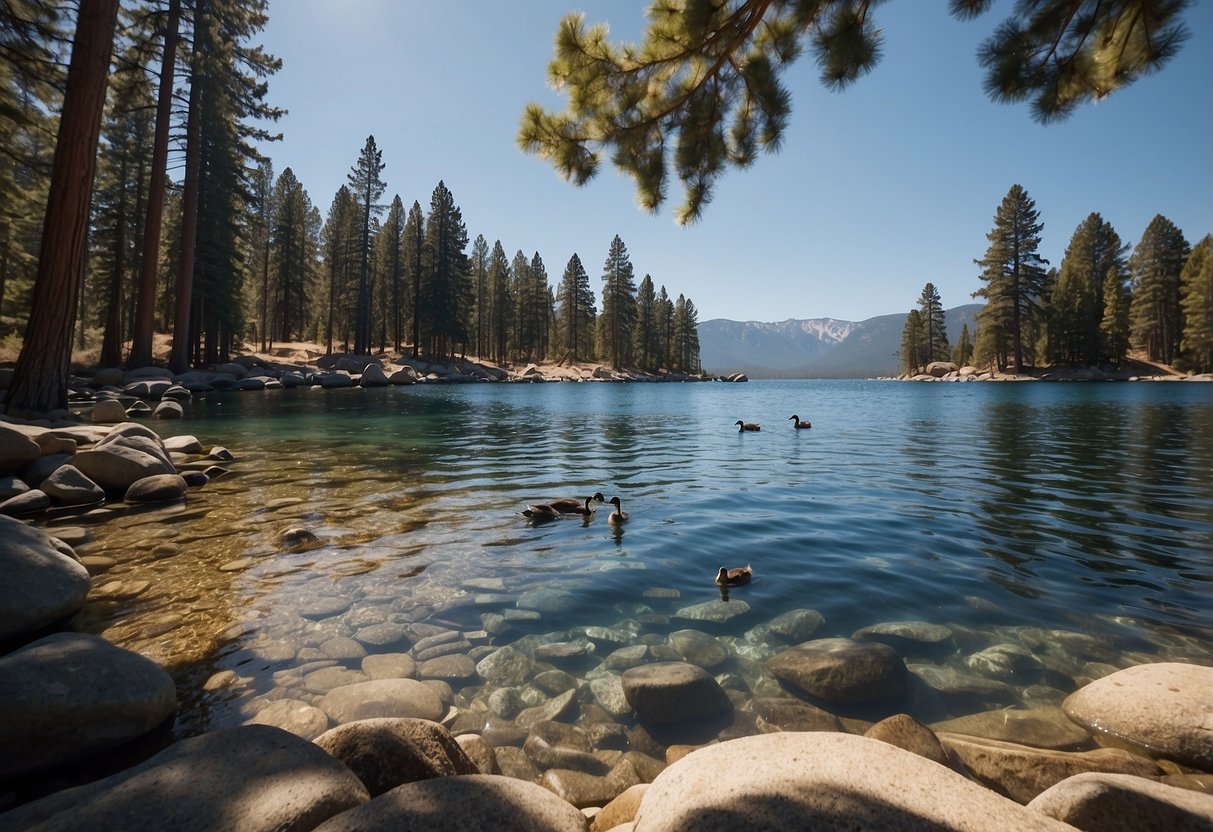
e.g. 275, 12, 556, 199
67, 379, 1213, 738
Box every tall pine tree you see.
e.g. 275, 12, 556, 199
599, 234, 637, 369
348, 135, 386, 356
916, 282, 949, 363
1178, 235, 1212, 373
973, 184, 1049, 373
556, 252, 595, 362
1129, 214, 1189, 365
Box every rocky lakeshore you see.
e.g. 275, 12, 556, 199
892, 360, 1213, 382
1, 372, 1211, 830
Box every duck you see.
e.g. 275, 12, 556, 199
715, 564, 753, 586
521, 502, 562, 521
788, 415, 812, 429
607, 496, 628, 524
735, 420, 761, 432
547, 492, 606, 514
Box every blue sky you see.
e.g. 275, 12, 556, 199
256, 1, 1212, 324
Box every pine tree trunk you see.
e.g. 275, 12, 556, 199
6, 0, 119, 415
169, 10, 204, 375
129, 0, 180, 369
99, 154, 127, 368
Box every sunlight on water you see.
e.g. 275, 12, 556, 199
44, 380, 1213, 756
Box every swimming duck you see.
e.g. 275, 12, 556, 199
716, 564, 753, 586
548, 492, 606, 513
607, 496, 628, 524
735, 420, 761, 432
565, 496, 599, 516
788, 415, 812, 429
521, 502, 562, 521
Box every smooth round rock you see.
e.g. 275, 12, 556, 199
932, 707, 1091, 751
314, 718, 478, 797
631, 733, 1073, 831
476, 646, 534, 687
0, 724, 369, 832
319, 679, 445, 725
40, 464, 105, 507
621, 662, 733, 725
669, 629, 730, 670
0, 632, 177, 779
0, 515, 91, 644
153, 399, 183, 419
767, 609, 826, 642
124, 473, 188, 503
1028, 771, 1213, 830
311, 774, 587, 832
768, 638, 908, 704
90, 399, 129, 423
864, 713, 950, 766
248, 698, 331, 740
1064, 662, 1213, 771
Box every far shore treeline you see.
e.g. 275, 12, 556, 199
0, 1, 701, 416
899, 186, 1212, 376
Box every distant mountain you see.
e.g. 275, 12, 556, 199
699, 304, 983, 378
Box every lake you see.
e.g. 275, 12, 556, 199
54, 378, 1213, 749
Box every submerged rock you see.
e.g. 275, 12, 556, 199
319, 679, 445, 725
768, 638, 908, 704
248, 698, 330, 740
621, 662, 732, 725
931, 707, 1092, 751
938, 732, 1162, 804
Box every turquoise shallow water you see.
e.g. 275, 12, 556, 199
60, 378, 1213, 741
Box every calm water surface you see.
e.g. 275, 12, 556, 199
51, 379, 1213, 746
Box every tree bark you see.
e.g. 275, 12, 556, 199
6, 0, 119, 415
128, 0, 181, 369
168, 2, 204, 375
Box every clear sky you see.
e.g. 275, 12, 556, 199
255, 1, 1212, 324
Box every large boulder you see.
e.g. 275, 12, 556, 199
938, 732, 1162, 804
621, 662, 732, 725
0, 632, 176, 779
630, 733, 1071, 831
768, 637, 908, 704
310, 774, 588, 832
0, 516, 90, 645
315, 718, 476, 797
359, 364, 389, 387
0, 724, 369, 832
90, 398, 129, 423
1064, 662, 1213, 771
1028, 772, 1213, 831
73, 433, 175, 492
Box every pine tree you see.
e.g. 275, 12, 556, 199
249, 158, 273, 350
633, 274, 658, 372
973, 184, 1049, 373
375, 195, 405, 351
6, 0, 119, 414
1100, 266, 1131, 368
556, 252, 595, 362
599, 234, 637, 369
657, 286, 675, 369
487, 240, 512, 364
520, 1, 1192, 224
952, 323, 973, 367
403, 200, 424, 357
420, 180, 469, 359
529, 252, 552, 361
1179, 235, 1213, 373
916, 282, 949, 363
1129, 214, 1189, 365
673, 294, 700, 372
510, 249, 531, 360
1049, 213, 1128, 366
270, 167, 316, 343
92, 50, 154, 368
129, 0, 181, 369
347, 135, 386, 356
321, 185, 357, 355
900, 309, 925, 374
470, 234, 489, 358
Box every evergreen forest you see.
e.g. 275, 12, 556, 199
899, 185, 1213, 376
0, 0, 702, 415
